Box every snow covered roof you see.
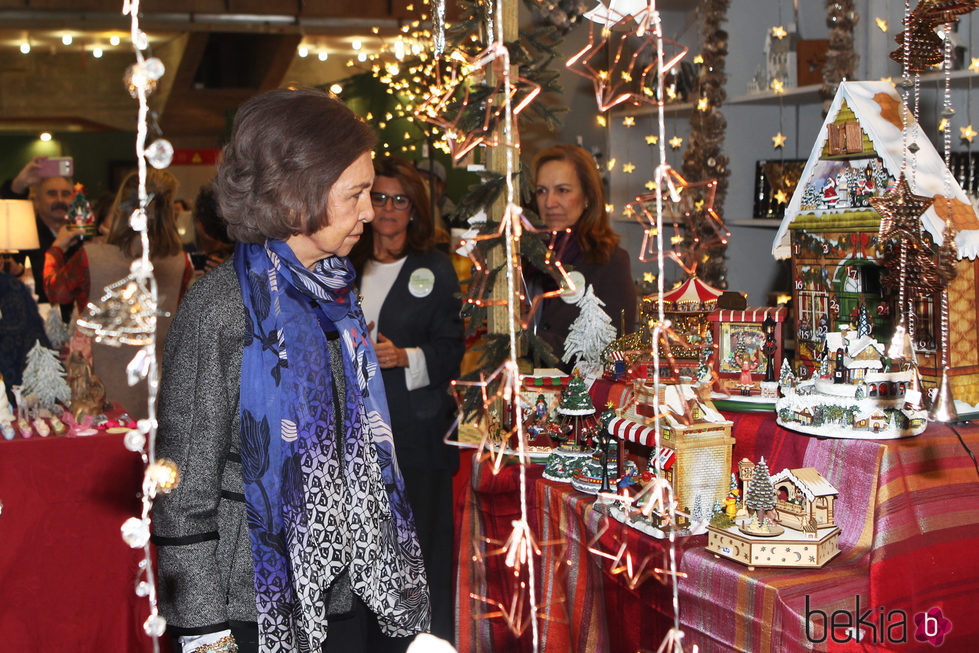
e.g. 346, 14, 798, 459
823, 330, 885, 368
773, 80, 979, 261
771, 467, 838, 500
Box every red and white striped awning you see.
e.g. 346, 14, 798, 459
607, 417, 676, 469
607, 416, 655, 446
658, 276, 723, 311
711, 306, 787, 323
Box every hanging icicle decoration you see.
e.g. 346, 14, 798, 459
433, 0, 447, 57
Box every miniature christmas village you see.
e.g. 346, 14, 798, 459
706, 458, 841, 569
774, 318, 928, 439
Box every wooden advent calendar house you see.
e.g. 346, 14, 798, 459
772, 81, 979, 404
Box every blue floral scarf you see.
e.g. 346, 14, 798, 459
235, 240, 430, 651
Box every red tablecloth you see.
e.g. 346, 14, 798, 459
455, 411, 979, 652
0, 432, 166, 652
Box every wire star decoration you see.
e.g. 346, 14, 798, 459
414, 46, 541, 162
566, 8, 688, 112
628, 166, 730, 276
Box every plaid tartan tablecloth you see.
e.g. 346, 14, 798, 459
455, 411, 979, 652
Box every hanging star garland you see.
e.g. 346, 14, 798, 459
669, 135, 683, 149
772, 132, 787, 148
566, 11, 688, 111
774, 189, 788, 204
890, 0, 979, 72
961, 124, 978, 143
645, 134, 658, 145
771, 25, 787, 39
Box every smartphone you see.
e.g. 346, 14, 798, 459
190, 252, 208, 271
38, 156, 73, 179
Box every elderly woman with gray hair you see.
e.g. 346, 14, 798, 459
153, 88, 430, 653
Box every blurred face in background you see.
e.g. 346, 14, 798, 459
34, 177, 73, 231
370, 175, 413, 241
535, 159, 586, 231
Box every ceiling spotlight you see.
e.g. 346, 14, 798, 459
330, 83, 343, 95
352, 39, 362, 51
298, 45, 309, 58
40, 132, 52, 142
93, 48, 103, 58
357, 52, 367, 62
318, 51, 328, 61
110, 35, 121, 46
62, 35, 72, 46
20, 42, 30, 54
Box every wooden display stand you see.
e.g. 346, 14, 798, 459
706, 524, 841, 569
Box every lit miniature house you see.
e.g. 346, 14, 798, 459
772, 80, 979, 403
606, 381, 734, 515
769, 467, 838, 531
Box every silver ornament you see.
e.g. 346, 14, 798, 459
145, 139, 173, 169
121, 516, 150, 548
133, 31, 149, 51
135, 581, 151, 597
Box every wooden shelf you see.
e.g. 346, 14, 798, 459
612, 70, 979, 118
729, 219, 782, 228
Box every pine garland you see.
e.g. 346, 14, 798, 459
681, 0, 732, 289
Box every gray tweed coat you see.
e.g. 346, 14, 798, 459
153, 259, 352, 637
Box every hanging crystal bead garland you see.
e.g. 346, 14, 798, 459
931, 19, 959, 422
80, 2, 180, 647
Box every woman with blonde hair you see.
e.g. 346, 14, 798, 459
44, 168, 192, 418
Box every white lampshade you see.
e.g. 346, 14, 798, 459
0, 199, 39, 252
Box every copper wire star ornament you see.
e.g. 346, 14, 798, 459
461, 204, 574, 330
628, 166, 730, 276
566, 10, 688, 112
868, 173, 934, 242
469, 518, 571, 634
414, 46, 541, 162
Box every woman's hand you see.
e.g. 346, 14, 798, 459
374, 332, 407, 368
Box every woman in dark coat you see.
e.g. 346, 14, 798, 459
350, 156, 464, 644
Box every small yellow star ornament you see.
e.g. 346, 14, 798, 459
772, 132, 787, 148
961, 124, 977, 144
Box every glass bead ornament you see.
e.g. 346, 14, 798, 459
124, 428, 146, 452
127, 348, 151, 386
145, 139, 173, 169
129, 208, 147, 232
146, 458, 181, 494
133, 30, 149, 51
121, 516, 151, 548
143, 613, 166, 637
123, 63, 158, 99
143, 57, 165, 80
135, 580, 151, 597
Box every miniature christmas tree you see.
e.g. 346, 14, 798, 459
559, 370, 596, 417
562, 285, 616, 378
21, 340, 71, 413
745, 457, 776, 524
691, 494, 703, 523
66, 184, 97, 236
44, 309, 70, 351
778, 358, 795, 387
818, 354, 830, 378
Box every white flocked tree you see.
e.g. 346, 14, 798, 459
563, 284, 617, 377
21, 340, 71, 413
